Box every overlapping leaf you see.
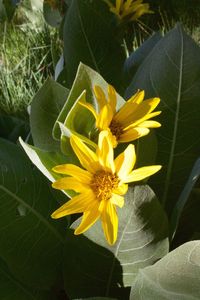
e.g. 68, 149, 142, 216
63, 185, 169, 299
130, 241, 200, 300
0, 138, 68, 289
126, 24, 200, 212
0, 259, 52, 300
63, 0, 125, 88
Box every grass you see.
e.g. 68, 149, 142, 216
0, 19, 61, 119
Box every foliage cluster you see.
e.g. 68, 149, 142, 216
0, 1, 200, 300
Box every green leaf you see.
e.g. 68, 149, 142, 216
30, 78, 69, 152
0, 258, 52, 300
63, 185, 169, 299
0, 138, 67, 289
170, 157, 200, 240
19, 137, 76, 197
63, 0, 126, 88
123, 32, 162, 84
130, 241, 200, 300
125, 24, 200, 212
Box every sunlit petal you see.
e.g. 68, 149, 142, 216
115, 144, 136, 179
108, 85, 117, 114
94, 85, 107, 110
101, 201, 118, 245
110, 194, 124, 208
51, 191, 96, 219
119, 127, 149, 143
75, 204, 100, 235
70, 135, 98, 173
79, 101, 98, 120
52, 177, 88, 193
96, 104, 113, 130
138, 120, 161, 128
113, 183, 128, 195
53, 164, 92, 183
124, 165, 162, 183
97, 130, 115, 172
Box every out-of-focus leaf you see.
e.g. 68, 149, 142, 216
30, 78, 69, 152
43, 3, 62, 27
0, 138, 67, 289
170, 157, 200, 240
3, 0, 16, 21
63, 0, 125, 89
130, 241, 200, 300
0, 258, 53, 300
0, 0, 6, 22
126, 24, 200, 213
63, 185, 169, 299
0, 114, 29, 143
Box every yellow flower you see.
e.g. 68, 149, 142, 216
104, 0, 153, 22
80, 85, 161, 148
51, 131, 161, 245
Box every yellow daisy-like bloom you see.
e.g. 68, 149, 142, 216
104, 0, 153, 22
80, 85, 161, 148
51, 131, 161, 245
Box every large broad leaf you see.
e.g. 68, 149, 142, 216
130, 241, 200, 300
63, 0, 125, 89
0, 259, 53, 300
0, 138, 68, 289
170, 157, 200, 240
123, 32, 162, 84
30, 78, 69, 152
125, 24, 200, 213
63, 185, 169, 299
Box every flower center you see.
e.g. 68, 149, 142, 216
90, 170, 119, 201
109, 119, 123, 140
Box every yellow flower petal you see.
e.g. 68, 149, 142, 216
110, 194, 124, 208
119, 127, 149, 143
122, 97, 160, 126
108, 85, 117, 114
124, 165, 162, 183
96, 104, 113, 130
94, 85, 107, 111
113, 183, 128, 195
52, 164, 92, 183
74, 204, 100, 235
70, 135, 99, 173
51, 191, 96, 219
114, 90, 144, 124
138, 120, 161, 128
97, 130, 115, 172
52, 177, 88, 193
124, 110, 161, 130
79, 101, 98, 120
115, 144, 136, 179
101, 200, 118, 245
